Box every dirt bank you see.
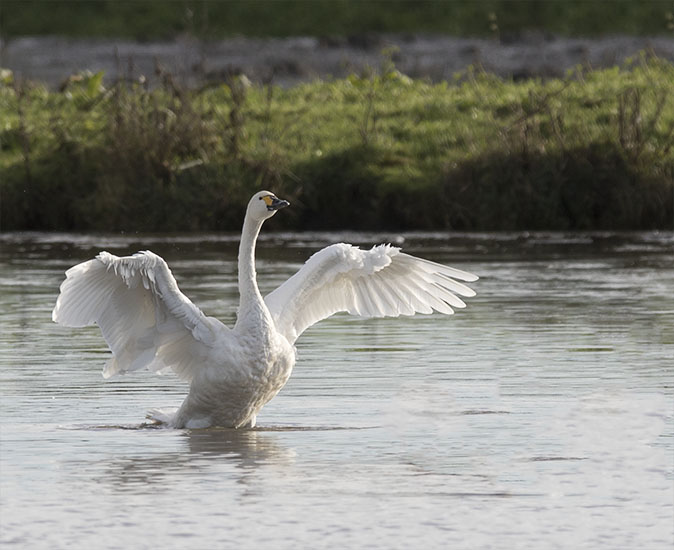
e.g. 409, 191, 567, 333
2, 33, 673, 87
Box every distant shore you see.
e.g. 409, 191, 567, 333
3, 34, 674, 88
2, 54, 672, 233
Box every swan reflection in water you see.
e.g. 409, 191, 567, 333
98, 427, 297, 493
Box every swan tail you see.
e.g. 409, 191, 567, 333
146, 407, 179, 426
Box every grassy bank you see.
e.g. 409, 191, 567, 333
1, 56, 672, 232
2, 0, 673, 39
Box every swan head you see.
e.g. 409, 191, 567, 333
247, 191, 290, 221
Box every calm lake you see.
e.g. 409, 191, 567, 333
1, 231, 672, 549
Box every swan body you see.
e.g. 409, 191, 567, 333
52, 191, 478, 428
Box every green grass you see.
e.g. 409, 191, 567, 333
1, 55, 672, 231
2, 0, 673, 39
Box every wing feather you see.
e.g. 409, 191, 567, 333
370, 273, 406, 315
52, 250, 226, 381
264, 243, 477, 344
376, 274, 416, 316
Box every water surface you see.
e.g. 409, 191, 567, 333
1, 231, 672, 549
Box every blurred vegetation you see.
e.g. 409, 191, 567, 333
1, 0, 673, 39
1, 54, 672, 231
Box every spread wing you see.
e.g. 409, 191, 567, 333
52, 251, 226, 381
264, 243, 477, 345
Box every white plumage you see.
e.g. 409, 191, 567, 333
52, 191, 478, 428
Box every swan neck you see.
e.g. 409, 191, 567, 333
238, 213, 264, 311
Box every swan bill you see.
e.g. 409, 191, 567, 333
262, 195, 290, 211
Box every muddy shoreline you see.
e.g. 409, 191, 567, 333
2, 33, 673, 87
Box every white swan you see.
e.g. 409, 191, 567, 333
52, 191, 478, 428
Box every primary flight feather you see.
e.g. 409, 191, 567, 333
52, 191, 477, 428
